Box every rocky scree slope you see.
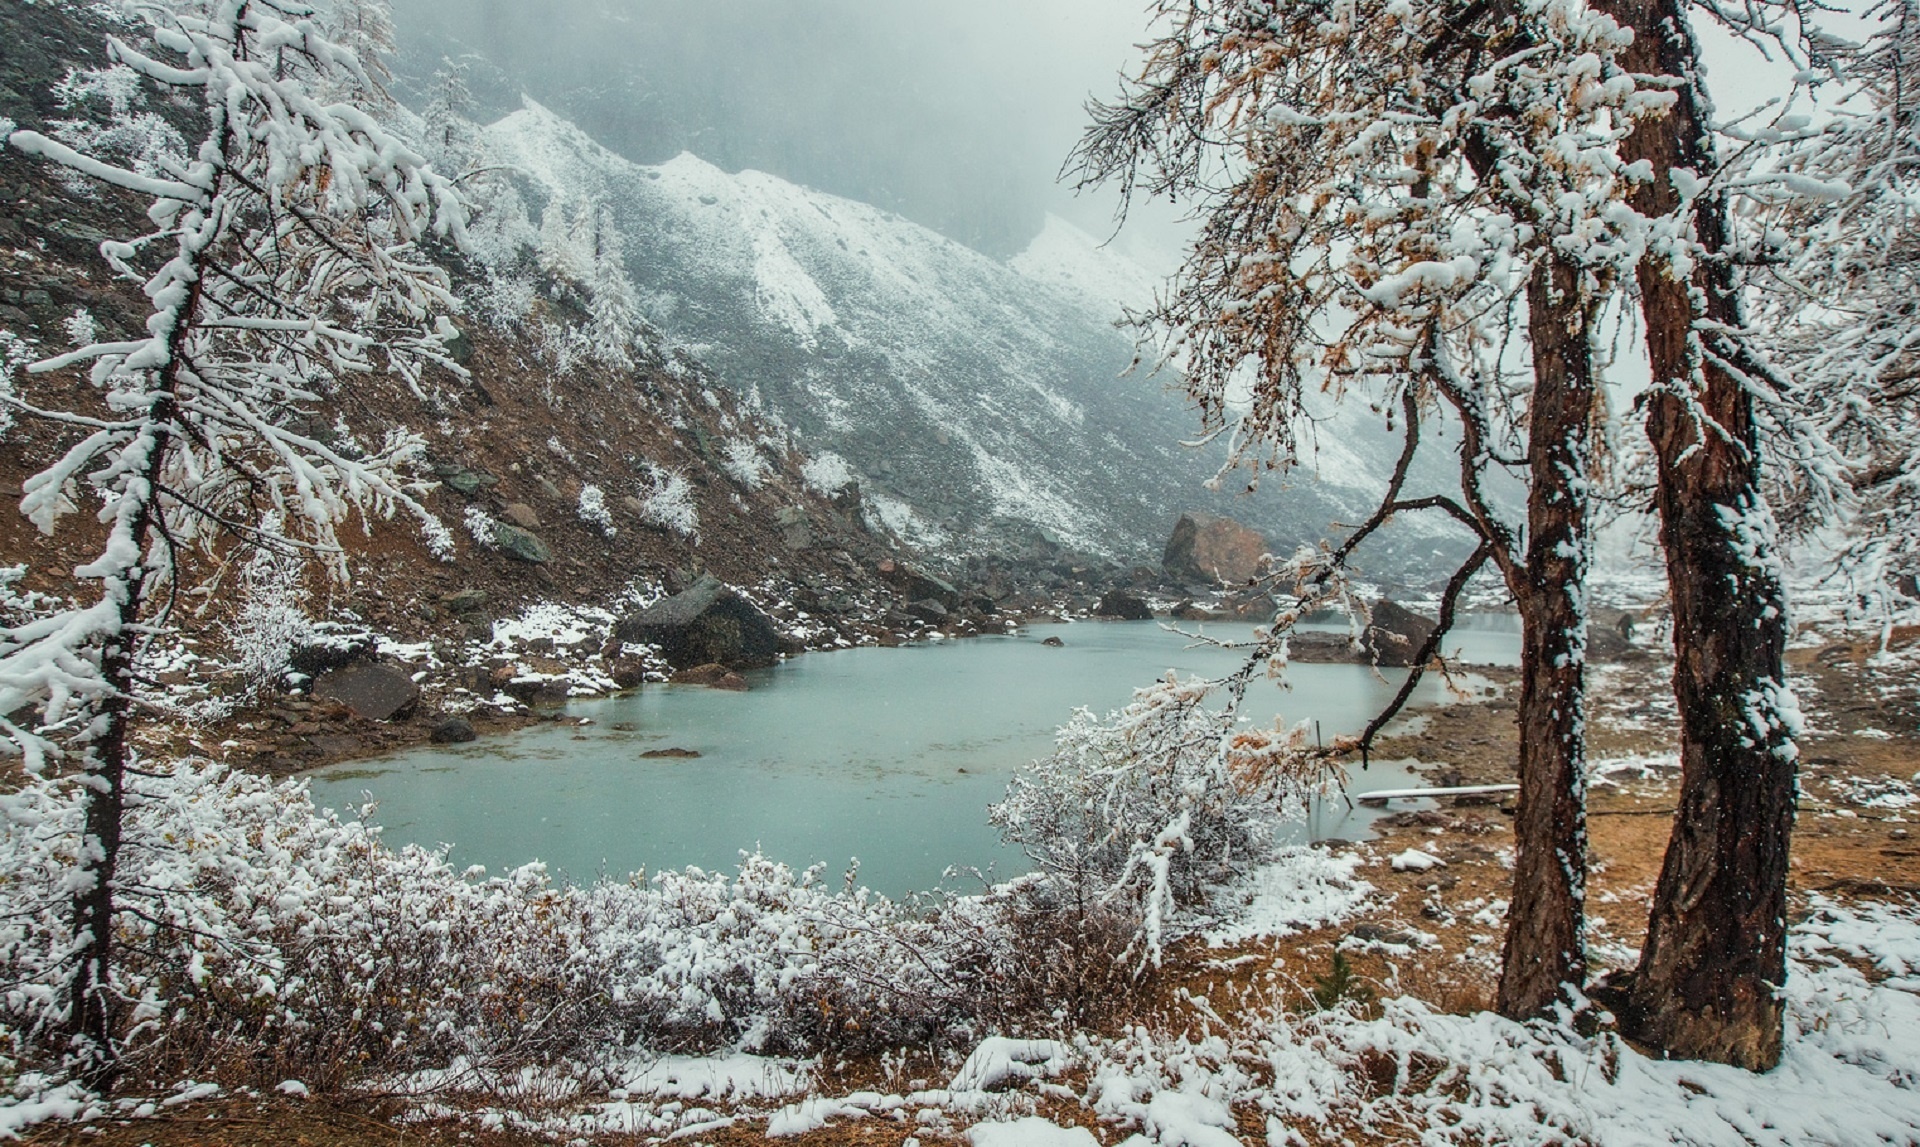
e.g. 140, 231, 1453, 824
479, 101, 1463, 568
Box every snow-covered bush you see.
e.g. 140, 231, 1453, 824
719, 437, 771, 490
224, 546, 314, 702
992, 676, 1323, 966
60, 308, 96, 349
0, 762, 1006, 1087
636, 464, 699, 540
0, 328, 31, 439
576, 483, 615, 537
48, 64, 184, 186
801, 451, 856, 494
465, 506, 499, 549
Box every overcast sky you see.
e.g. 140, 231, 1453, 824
390, 0, 1176, 260
387, 1, 1831, 267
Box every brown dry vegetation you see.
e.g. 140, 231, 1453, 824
20, 633, 1917, 1147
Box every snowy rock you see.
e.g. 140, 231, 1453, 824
1142, 1090, 1242, 1147
614, 574, 780, 669
1162, 512, 1268, 586
312, 663, 420, 722
950, 1037, 1070, 1092
1390, 848, 1447, 872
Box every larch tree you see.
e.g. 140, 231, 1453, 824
0, 0, 462, 1087
1745, 0, 1920, 629
1586, 0, 1816, 1070
1072, 0, 1665, 1019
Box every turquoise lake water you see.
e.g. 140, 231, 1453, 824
308, 616, 1519, 897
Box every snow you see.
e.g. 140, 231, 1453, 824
950, 1039, 1072, 1093
1390, 848, 1447, 872
970, 1117, 1102, 1147
1008, 214, 1162, 320
1203, 848, 1374, 946
620, 1054, 810, 1102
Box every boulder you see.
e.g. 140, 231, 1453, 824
905, 598, 951, 623
1162, 512, 1269, 585
491, 522, 551, 564
1170, 599, 1225, 622
876, 559, 959, 610
501, 502, 542, 530
289, 633, 375, 676
1094, 589, 1153, 620
1362, 599, 1438, 667
614, 574, 781, 669
312, 663, 420, 721
429, 716, 477, 744
672, 663, 750, 690
442, 588, 489, 615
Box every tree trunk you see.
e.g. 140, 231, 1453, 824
1498, 255, 1597, 1018
69, 601, 136, 1092
1596, 0, 1800, 1071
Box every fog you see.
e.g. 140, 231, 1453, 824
390, 0, 1178, 261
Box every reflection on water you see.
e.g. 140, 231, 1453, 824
308, 618, 1517, 897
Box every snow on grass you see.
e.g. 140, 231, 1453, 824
1202, 848, 1373, 947
969, 1116, 1100, 1147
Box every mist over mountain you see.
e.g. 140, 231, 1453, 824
480, 100, 1461, 565
390, 0, 1154, 259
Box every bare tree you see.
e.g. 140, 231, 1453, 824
0, 0, 461, 1087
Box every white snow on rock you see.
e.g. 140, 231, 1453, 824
950, 1037, 1072, 1093
1390, 849, 1447, 872
620, 1053, 809, 1102
1009, 214, 1163, 321
1142, 1090, 1243, 1147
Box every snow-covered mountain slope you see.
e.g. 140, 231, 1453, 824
481, 101, 1436, 563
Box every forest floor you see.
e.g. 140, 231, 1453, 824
20, 627, 1920, 1147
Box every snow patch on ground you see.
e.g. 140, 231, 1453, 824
1202, 848, 1374, 947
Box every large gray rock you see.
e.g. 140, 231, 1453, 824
1363, 599, 1438, 668
1163, 512, 1269, 586
876, 559, 959, 610
1095, 589, 1153, 620
313, 663, 420, 721
491, 522, 551, 564
613, 574, 781, 669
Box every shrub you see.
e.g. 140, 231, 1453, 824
635, 464, 699, 540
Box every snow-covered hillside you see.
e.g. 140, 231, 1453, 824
481, 100, 1437, 563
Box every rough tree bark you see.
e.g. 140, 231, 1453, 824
1596, 0, 1800, 1071
1497, 255, 1599, 1018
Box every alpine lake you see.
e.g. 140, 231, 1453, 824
308, 617, 1521, 898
